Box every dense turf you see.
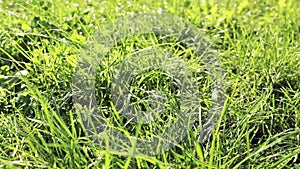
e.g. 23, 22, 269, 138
0, 0, 300, 168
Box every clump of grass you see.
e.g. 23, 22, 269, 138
0, 0, 299, 168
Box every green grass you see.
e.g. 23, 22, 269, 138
0, 0, 300, 168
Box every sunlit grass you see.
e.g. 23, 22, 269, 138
0, 0, 300, 168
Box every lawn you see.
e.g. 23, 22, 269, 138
0, 0, 299, 168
